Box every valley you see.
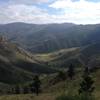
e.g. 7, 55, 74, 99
0, 23, 100, 100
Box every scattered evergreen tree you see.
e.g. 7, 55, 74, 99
15, 85, 20, 94
79, 67, 95, 96
23, 86, 29, 94
11, 87, 15, 94
30, 85, 34, 93
67, 64, 75, 80
31, 75, 41, 95
6, 88, 11, 94
57, 71, 66, 81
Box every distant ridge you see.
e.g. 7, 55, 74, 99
0, 22, 100, 53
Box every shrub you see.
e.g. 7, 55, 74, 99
56, 94, 95, 100
79, 93, 95, 100
56, 94, 78, 100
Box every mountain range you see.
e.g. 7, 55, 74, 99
0, 22, 100, 53
0, 22, 100, 85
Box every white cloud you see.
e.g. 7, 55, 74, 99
0, 0, 100, 24
0, 4, 50, 24
49, 0, 100, 24
50, 0, 100, 10
9, 0, 49, 5
0, 4, 67, 24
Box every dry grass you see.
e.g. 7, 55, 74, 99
0, 93, 57, 100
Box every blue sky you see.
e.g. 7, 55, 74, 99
0, 0, 100, 24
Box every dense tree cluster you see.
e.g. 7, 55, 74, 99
0, 75, 41, 95
79, 67, 95, 95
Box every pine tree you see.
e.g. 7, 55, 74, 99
23, 86, 29, 94
79, 67, 95, 95
67, 64, 75, 80
57, 71, 66, 81
15, 85, 20, 94
31, 75, 41, 96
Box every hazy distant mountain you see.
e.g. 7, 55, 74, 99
0, 22, 100, 53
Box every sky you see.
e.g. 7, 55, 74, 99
0, 0, 100, 24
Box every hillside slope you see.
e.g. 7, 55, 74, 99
34, 43, 100, 69
0, 38, 56, 84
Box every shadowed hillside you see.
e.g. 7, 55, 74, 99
0, 36, 56, 84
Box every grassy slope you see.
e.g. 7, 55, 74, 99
0, 42, 56, 84
0, 41, 100, 99
35, 43, 100, 70
0, 43, 33, 84
0, 94, 57, 100
34, 47, 80, 68
0, 69, 99, 100
35, 47, 79, 62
